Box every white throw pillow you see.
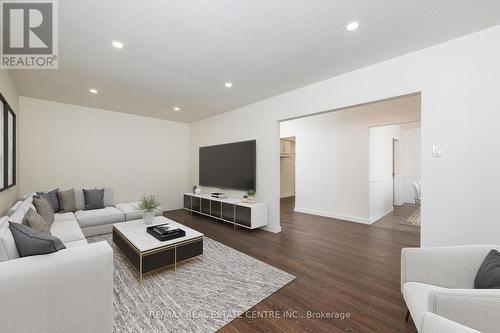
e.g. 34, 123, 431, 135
6, 201, 22, 216
9, 205, 29, 224
0, 216, 20, 261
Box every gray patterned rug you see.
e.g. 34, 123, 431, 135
88, 233, 295, 333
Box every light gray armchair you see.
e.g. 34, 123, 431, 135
401, 245, 500, 333
421, 312, 480, 333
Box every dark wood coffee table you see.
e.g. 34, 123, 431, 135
112, 216, 203, 282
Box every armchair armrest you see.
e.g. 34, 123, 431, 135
401, 245, 496, 290
429, 288, 500, 333
0, 241, 113, 333
422, 312, 480, 333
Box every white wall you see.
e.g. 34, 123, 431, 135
369, 124, 401, 222
401, 126, 421, 204
280, 139, 295, 198
190, 25, 500, 246
0, 71, 19, 216
19, 97, 189, 210
279, 97, 419, 224
369, 123, 421, 214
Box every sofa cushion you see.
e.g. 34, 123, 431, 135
37, 188, 60, 213
64, 239, 88, 248
6, 201, 22, 216
75, 188, 114, 210
57, 188, 77, 213
50, 218, 86, 243
403, 282, 445, 331
2, 200, 32, 261
0, 216, 20, 261
83, 188, 105, 210
33, 195, 55, 224
23, 208, 52, 234
54, 212, 78, 222
115, 202, 164, 221
9, 222, 65, 257
74, 207, 124, 228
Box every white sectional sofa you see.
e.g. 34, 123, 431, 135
0, 189, 164, 332
0, 193, 113, 333
401, 245, 500, 333
14, 188, 164, 237
73, 188, 126, 236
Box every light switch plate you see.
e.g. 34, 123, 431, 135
432, 145, 442, 157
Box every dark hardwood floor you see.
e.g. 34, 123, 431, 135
164, 197, 420, 333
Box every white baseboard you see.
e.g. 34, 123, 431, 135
280, 193, 295, 199
294, 207, 371, 224
368, 208, 394, 224
163, 205, 183, 212
260, 224, 282, 233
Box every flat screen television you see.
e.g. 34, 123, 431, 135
199, 140, 256, 190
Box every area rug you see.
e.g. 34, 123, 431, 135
87, 234, 295, 333
400, 208, 421, 226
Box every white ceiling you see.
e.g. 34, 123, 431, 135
9, 0, 500, 123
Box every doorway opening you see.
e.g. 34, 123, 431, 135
280, 136, 296, 209
278, 93, 421, 230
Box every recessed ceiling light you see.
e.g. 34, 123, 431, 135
173, 107, 181, 112
112, 40, 124, 49
224, 82, 233, 88
89, 88, 98, 94
346, 22, 360, 31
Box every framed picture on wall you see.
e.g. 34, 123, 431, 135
0, 101, 3, 190
0, 93, 15, 192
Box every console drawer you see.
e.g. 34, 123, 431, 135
210, 200, 222, 218
183, 194, 191, 209
235, 205, 251, 227
222, 203, 235, 222
201, 198, 210, 215
192, 196, 201, 212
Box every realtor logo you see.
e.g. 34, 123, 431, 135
1, 0, 58, 68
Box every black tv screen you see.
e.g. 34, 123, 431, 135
199, 140, 256, 190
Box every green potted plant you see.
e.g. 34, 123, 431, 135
245, 190, 256, 203
138, 194, 160, 225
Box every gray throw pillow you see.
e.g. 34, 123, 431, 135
57, 188, 77, 213
32, 195, 55, 224
9, 222, 65, 257
22, 208, 51, 233
37, 188, 60, 213
83, 188, 104, 210
475, 249, 500, 289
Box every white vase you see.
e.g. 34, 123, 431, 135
143, 210, 155, 225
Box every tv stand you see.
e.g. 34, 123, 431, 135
183, 193, 267, 229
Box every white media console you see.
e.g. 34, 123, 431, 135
183, 193, 268, 229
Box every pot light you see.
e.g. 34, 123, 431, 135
346, 22, 360, 31
173, 107, 181, 112
112, 40, 124, 49
89, 88, 98, 94
224, 82, 233, 88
